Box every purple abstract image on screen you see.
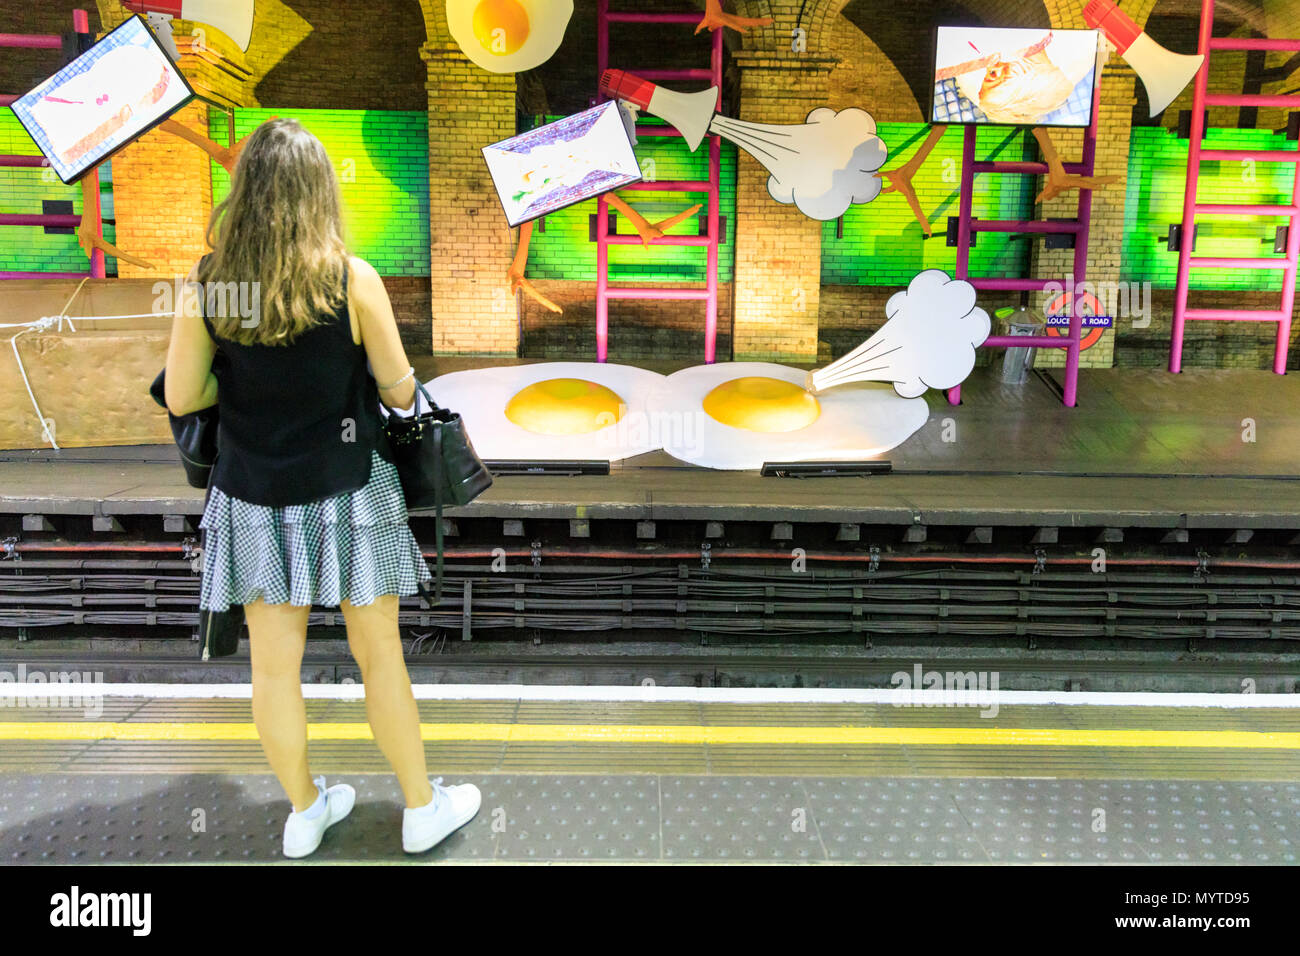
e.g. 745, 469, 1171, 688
482, 101, 642, 227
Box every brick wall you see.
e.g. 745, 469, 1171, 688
529, 0, 726, 116
1263, 0, 1300, 135
1117, 288, 1299, 370
0, 111, 116, 274
96, 0, 427, 111
385, 275, 434, 354
519, 279, 735, 361
5, 0, 1299, 370
730, 52, 834, 362
821, 124, 1036, 287
523, 128, 739, 284
95, 11, 253, 280
110, 99, 215, 280
1144, 3, 1300, 136
209, 108, 430, 276
0, 2, 102, 96
419, 1, 518, 355
826, 8, 923, 122
241, 0, 427, 110
1124, 124, 1297, 290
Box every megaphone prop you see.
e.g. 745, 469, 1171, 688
600, 69, 719, 152
1084, 0, 1204, 117
124, 0, 255, 55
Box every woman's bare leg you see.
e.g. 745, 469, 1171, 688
340, 595, 433, 809
244, 598, 317, 811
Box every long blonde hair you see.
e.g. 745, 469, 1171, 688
198, 118, 348, 345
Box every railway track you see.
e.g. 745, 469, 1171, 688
4, 549, 1300, 690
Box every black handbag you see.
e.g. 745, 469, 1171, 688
197, 598, 244, 660
148, 368, 245, 658
149, 367, 218, 489
382, 379, 492, 604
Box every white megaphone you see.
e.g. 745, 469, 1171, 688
123, 0, 255, 54
1084, 0, 1204, 118
599, 70, 719, 152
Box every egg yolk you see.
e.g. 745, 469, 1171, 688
505, 378, 626, 435
702, 377, 821, 433
472, 0, 530, 56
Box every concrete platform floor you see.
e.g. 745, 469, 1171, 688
1, 689, 1297, 864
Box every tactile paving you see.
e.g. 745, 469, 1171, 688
1, 773, 1295, 864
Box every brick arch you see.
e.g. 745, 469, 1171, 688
731, 0, 842, 57
957, 0, 1050, 27
827, 6, 936, 120
731, 0, 1061, 59
1144, 0, 1269, 32
835, 0, 1024, 120
254, 0, 426, 109
416, 0, 452, 42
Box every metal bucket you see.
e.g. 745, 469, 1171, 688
1001, 317, 1044, 385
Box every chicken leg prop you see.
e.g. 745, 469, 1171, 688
507, 220, 562, 314
77, 165, 155, 271
879, 125, 948, 236
1032, 127, 1118, 204
607, 194, 704, 248
695, 0, 773, 34
158, 118, 258, 175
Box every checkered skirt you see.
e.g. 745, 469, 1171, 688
198, 451, 432, 612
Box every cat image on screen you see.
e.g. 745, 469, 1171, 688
974, 35, 1075, 124
933, 28, 1098, 127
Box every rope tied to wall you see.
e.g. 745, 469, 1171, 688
5, 277, 169, 450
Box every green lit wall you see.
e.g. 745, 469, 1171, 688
1123, 126, 1295, 291
0, 112, 116, 275
822, 124, 1036, 287
522, 118, 738, 283
209, 108, 429, 276
8, 110, 1298, 299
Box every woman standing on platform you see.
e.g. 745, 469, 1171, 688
164, 118, 480, 859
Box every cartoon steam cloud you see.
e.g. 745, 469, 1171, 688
710, 109, 888, 221
807, 270, 992, 398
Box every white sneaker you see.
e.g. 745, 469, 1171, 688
402, 777, 481, 853
282, 776, 356, 859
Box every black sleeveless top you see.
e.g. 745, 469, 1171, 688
202, 262, 393, 507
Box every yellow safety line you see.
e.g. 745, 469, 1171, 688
2, 722, 1300, 749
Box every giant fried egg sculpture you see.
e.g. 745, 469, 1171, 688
646, 362, 929, 470
428, 361, 666, 462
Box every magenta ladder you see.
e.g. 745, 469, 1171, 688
595, 1, 723, 362
0, 9, 106, 280
946, 73, 1102, 408
1170, 0, 1300, 375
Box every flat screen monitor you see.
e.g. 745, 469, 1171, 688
9, 15, 195, 184
932, 27, 1099, 128
482, 100, 642, 227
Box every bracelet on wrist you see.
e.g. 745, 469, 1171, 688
379, 366, 414, 391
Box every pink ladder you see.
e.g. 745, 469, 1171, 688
0, 9, 105, 280
946, 73, 1103, 408
1170, 0, 1300, 374
595, 1, 723, 362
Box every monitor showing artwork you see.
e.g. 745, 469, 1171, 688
932, 27, 1099, 128
482, 100, 642, 227
8, 15, 195, 184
